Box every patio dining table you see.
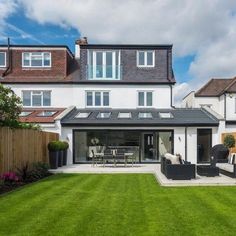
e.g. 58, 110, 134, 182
102, 152, 135, 167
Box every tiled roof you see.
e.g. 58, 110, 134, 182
19, 108, 66, 123
61, 108, 219, 127
195, 77, 236, 97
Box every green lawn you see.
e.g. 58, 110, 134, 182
1, 174, 236, 236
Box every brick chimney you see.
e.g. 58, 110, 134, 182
75, 37, 88, 58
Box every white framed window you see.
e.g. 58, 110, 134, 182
19, 111, 32, 117
159, 112, 173, 119
87, 50, 120, 80
137, 51, 155, 67
37, 111, 56, 117
138, 91, 153, 107
22, 91, 51, 107
76, 112, 91, 118
86, 91, 110, 107
0, 52, 6, 67
22, 52, 51, 68
97, 112, 111, 119
118, 112, 132, 119
138, 112, 153, 118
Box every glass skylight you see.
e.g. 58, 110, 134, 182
19, 111, 32, 117
76, 112, 91, 118
37, 111, 56, 117
97, 112, 111, 119
118, 112, 131, 118
159, 112, 173, 119
138, 112, 152, 118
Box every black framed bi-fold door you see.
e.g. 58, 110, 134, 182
197, 129, 212, 163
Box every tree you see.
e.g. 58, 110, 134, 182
0, 84, 22, 126
223, 134, 235, 150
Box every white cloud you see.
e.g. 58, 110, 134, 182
0, 0, 44, 44
0, 0, 17, 37
7, 0, 236, 104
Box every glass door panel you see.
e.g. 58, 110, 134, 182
197, 129, 212, 163
143, 133, 156, 161
106, 52, 113, 78
95, 52, 103, 78
158, 131, 173, 160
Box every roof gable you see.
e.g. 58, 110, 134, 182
195, 78, 236, 97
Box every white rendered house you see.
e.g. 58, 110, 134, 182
182, 77, 236, 133
0, 39, 222, 165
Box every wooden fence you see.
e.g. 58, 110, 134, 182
0, 127, 59, 174
221, 132, 236, 153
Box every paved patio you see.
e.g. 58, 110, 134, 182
49, 164, 236, 187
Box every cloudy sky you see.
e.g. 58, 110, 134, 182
1, 0, 236, 105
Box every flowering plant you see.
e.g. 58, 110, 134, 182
1, 172, 20, 184
91, 137, 99, 145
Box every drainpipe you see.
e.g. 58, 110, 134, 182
224, 93, 227, 120
185, 126, 188, 161
2, 37, 11, 77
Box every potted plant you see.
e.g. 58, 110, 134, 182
223, 134, 235, 154
62, 141, 69, 165
57, 141, 64, 167
48, 141, 60, 169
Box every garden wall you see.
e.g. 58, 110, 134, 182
221, 132, 236, 152
0, 127, 59, 174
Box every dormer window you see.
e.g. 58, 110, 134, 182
22, 52, 51, 68
0, 52, 6, 67
137, 51, 155, 67
87, 50, 121, 80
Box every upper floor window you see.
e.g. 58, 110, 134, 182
86, 91, 110, 107
0, 52, 6, 67
22, 90, 51, 107
137, 51, 155, 67
138, 91, 153, 107
88, 50, 120, 80
22, 52, 51, 68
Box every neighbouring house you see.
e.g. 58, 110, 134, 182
182, 77, 236, 132
0, 38, 222, 165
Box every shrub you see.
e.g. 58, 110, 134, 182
224, 134, 235, 149
17, 163, 31, 182
30, 162, 50, 180
62, 141, 69, 150
48, 141, 61, 151
16, 162, 50, 183
57, 141, 65, 151
1, 172, 20, 185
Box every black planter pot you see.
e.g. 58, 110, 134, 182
58, 151, 63, 167
49, 151, 59, 169
63, 149, 68, 165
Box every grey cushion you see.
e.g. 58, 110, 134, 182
216, 163, 234, 173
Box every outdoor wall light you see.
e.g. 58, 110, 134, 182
178, 137, 181, 141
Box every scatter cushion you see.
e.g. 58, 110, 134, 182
179, 156, 184, 164
164, 153, 180, 164
231, 153, 236, 164
232, 154, 236, 164
216, 163, 234, 173
228, 153, 236, 164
